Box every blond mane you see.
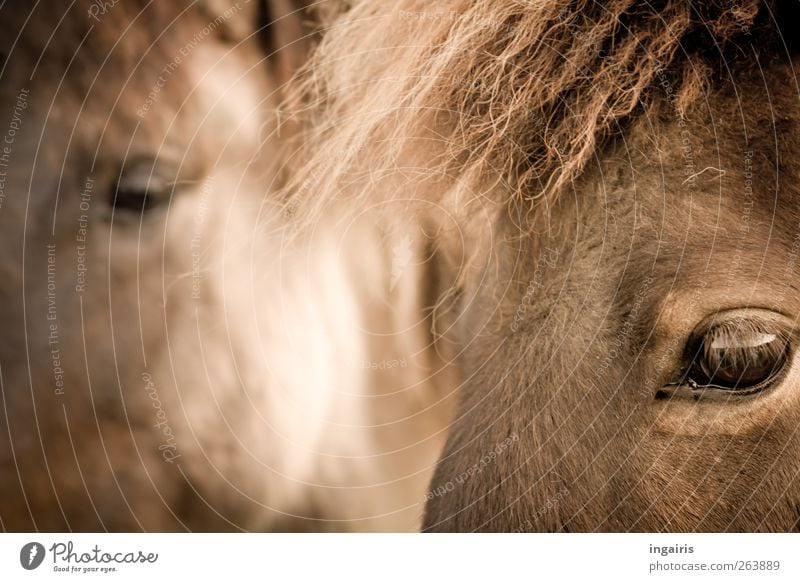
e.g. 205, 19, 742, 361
285, 0, 790, 231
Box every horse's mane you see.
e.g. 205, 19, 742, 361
286, 0, 794, 229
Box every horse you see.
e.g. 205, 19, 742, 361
1, 0, 465, 532
5, 0, 800, 534
285, 0, 800, 531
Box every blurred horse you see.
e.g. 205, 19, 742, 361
0, 0, 454, 532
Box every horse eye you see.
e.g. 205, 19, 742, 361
658, 316, 792, 400
112, 158, 173, 217
696, 326, 788, 390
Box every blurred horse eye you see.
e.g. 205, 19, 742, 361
112, 158, 173, 216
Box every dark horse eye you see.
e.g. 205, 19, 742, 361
658, 315, 792, 400
696, 324, 788, 390
112, 158, 173, 217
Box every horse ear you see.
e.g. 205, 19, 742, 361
199, 0, 316, 86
